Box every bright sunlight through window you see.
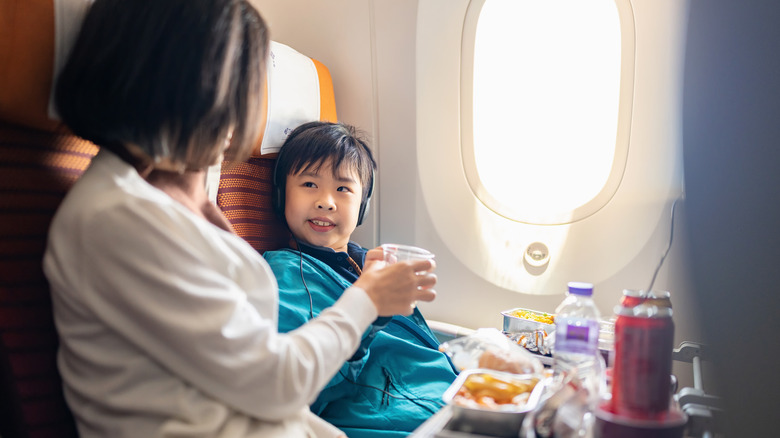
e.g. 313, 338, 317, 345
468, 0, 624, 224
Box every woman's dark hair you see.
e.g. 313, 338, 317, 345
54, 0, 269, 169
273, 121, 377, 221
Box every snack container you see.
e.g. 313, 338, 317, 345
501, 307, 556, 334
442, 368, 544, 438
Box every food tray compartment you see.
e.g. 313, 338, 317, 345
442, 369, 543, 438
501, 307, 555, 334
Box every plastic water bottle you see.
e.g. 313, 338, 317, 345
553, 282, 601, 389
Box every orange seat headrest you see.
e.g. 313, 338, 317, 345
0, 0, 61, 132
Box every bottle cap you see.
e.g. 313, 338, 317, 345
568, 281, 594, 296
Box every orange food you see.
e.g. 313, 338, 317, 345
453, 373, 538, 409
509, 309, 555, 325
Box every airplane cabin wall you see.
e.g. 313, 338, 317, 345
250, 0, 702, 387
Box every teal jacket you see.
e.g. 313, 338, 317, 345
264, 248, 458, 438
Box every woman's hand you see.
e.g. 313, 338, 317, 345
355, 247, 437, 316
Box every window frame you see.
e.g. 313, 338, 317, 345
459, 0, 636, 225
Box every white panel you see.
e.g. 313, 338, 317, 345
372, 0, 420, 248
260, 42, 321, 155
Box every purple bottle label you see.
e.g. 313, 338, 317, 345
556, 318, 598, 355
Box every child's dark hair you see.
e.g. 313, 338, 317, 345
54, 0, 269, 169
273, 121, 377, 214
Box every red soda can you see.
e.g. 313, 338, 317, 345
611, 291, 674, 420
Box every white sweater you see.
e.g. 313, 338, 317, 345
44, 150, 377, 437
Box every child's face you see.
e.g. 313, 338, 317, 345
284, 160, 364, 253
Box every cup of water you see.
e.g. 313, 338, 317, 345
380, 243, 435, 266
380, 244, 435, 308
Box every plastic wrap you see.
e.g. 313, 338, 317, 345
438, 328, 544, 375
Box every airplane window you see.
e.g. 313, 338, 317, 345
461, 0, 632, 225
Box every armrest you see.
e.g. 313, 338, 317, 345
427, 319, 475, 343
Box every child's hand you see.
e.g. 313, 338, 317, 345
363, 247, 388, 271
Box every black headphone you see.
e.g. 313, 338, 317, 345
272, 146, 375, 227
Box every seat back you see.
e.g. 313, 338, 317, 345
0, 1, 336, 436
1, 1, 96, 435
217, 41, 338, 253
0, 122, 93, 438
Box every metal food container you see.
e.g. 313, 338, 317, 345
501, 307, 556, 335
442, 368, 544, 438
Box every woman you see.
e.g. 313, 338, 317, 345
43, 1, 436, 437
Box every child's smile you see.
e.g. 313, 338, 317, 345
309, 217, 336, 232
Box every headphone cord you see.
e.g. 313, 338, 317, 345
647, 194, 683, 292
294, 238, 443, 413
293, 237, 314, 320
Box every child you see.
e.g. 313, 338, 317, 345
264, 121, 459, 438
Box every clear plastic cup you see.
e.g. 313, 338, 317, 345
380, 243, 435, 266
380, 244, 435, 309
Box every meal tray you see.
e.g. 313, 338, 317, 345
442, 369, 543, 438
501, 307, 556, 334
